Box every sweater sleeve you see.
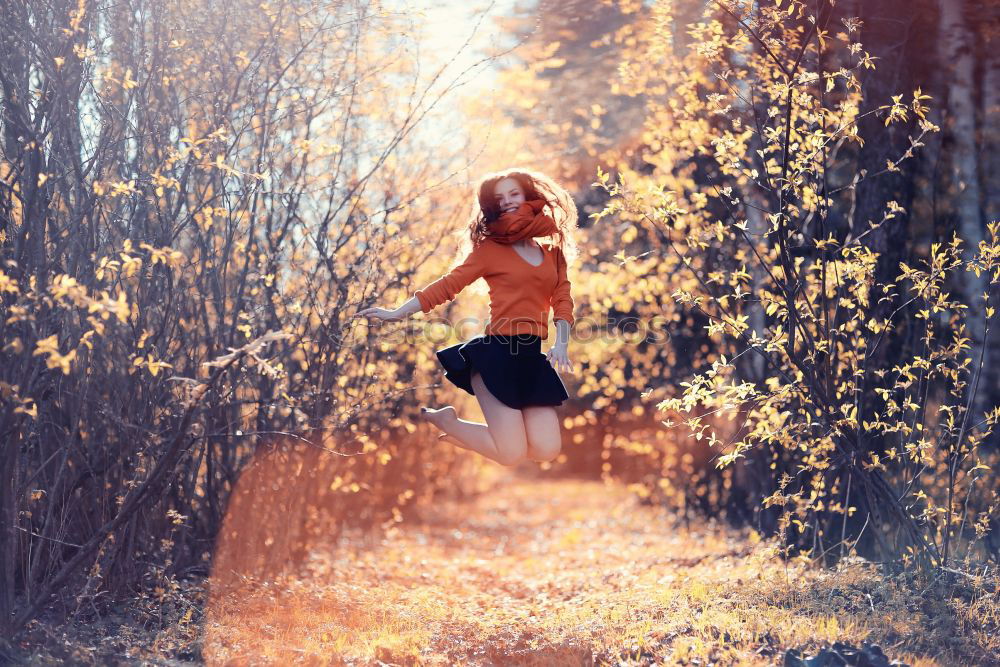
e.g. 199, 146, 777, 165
413, 246, 485, 313
550, 246, 575, 326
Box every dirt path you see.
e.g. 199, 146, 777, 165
202, 473, 991, 666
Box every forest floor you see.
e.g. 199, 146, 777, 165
17, 471, 1000, 666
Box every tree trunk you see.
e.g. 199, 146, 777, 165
940, 0, 988, 424
977, 6, 1000, 431
836, 0, 935, 562
984, 32, 1000, 228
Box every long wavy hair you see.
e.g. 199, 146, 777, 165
451, 168, 580, 270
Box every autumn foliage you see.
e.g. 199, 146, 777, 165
2, 0, 998, 655
0, 0, 489, 641
496, 0, 1000, 572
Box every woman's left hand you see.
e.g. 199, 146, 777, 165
546, 342, 572, 374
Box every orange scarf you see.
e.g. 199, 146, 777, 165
487, 199, 559, 244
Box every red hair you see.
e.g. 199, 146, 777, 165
458, 167, 580, 266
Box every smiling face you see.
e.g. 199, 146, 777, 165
494, 177, 526, 215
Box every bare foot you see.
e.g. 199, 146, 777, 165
419, 405, 458, 432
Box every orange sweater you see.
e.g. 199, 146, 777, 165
414, 238, 575, 339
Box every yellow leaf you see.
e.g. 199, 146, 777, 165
122, 68, 138, 89
14, 401, 38, 419
33, 334, 59, 357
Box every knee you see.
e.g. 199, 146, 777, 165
529, 441, 561, 463
497, 456, 524, 467
495, 444, 528, 467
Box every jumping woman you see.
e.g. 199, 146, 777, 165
355, 168, 578, 467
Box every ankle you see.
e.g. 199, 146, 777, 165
420, 405, 457, 429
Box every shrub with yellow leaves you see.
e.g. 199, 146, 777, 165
582, 0, 998, 572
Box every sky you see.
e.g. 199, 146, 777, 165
406, 0, 522, 94
384, 0, 528, 158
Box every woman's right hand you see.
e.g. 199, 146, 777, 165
354, 306, 403, 322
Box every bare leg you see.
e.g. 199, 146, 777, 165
435, 402, 562, 463
420, 372, 528, 466
420, 408, 491, 456
521, 405, 562, 462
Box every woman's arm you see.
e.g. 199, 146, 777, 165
550, 247, 575, 329
412, 248, 485, 313
355, 295, 422, 322
392, 296, 423, 319
547, 318, 573, 373
547, 248, 574, 373
355, 247, 484, 322
553, 318, 571, 347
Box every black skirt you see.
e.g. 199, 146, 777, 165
434, 333, 569, 409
